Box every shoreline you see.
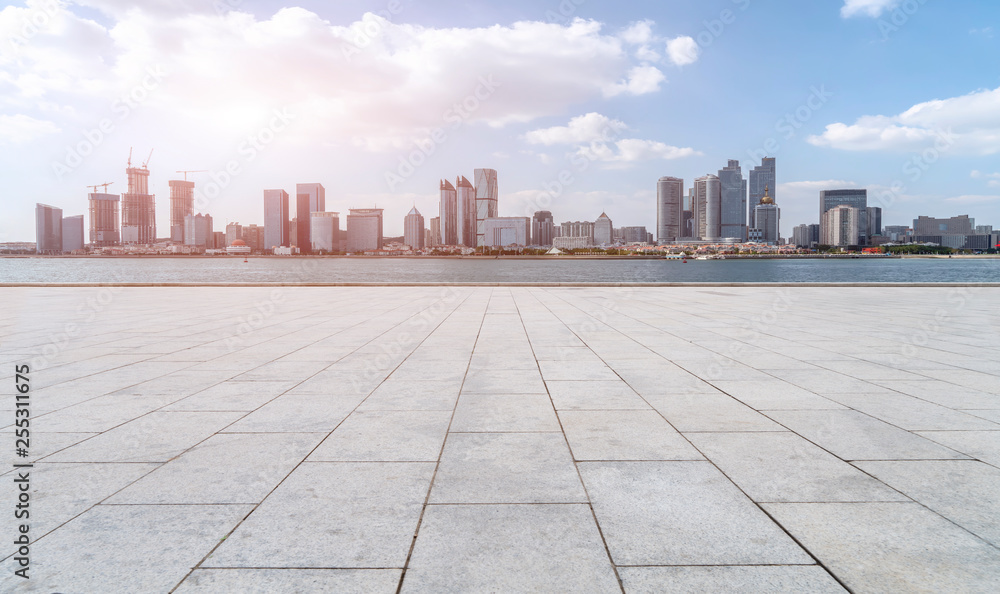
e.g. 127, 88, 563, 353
3, 254, 998, 260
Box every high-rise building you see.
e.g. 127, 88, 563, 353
168, 179, 194, 243
560, 221, 595, 244
752, 187, 780, 244
748, 157, 776, 229
913, 215, 975, 236
311, 212, 340, 253
822, 205, 862, 246
656, 177, 684, 243
456, 176, 476, 248
792, 224, 811, 248
820, 189, 868, 243
439, 180, 458, 245
122, 163, 156, 244
594, 212, 614, 245
35, 203, 63, 254
226, 223, 244, 247
294, 193, 311, 253
62, 215, 84, 252
243, 224, 265, 253
263, 189, 289, 252
694, 175, 721, 240
296, 183, 326, 214
475, 168, 499, 247
404, 207, 425, 250
184, 214, 213, 247
620, 226, 650, 244
429, 217, 441, 246
719, 160, 747, 241
532, 211, 554, 247
483, 217, 530, 247
346, 208, 383, 252
867, 207, 883, 238
88, 193, 120, 247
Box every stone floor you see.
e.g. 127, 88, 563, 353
1, 286, 999, 593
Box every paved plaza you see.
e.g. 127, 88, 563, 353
2, 285, 999, 592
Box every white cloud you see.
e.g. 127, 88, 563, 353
808, 86, 1000, 155
578, 139, 698, 167
971, 170, 1000, 179
666, 36, 700, 66
944, 195, 1000, 205
0, 114, 61, 143
621, 20, 654, 45
603, 65, 666, 97
840, 0, 900, 18
524, 113, 628, 145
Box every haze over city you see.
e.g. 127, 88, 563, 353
1, 0, 998, 240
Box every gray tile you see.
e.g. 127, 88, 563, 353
546, 380, 651, 410
560, 410, 703, 461
451, 393, 560, 432
645, 392, 784, 432
765, 410, 970, 461
822, 392, 998, 430
224, 394, 358, 433
765, 502, 1000, 593
579, 461, 813, 565
206, 462, 433, 568
462, 369, 547, 394
688, 432, 906, 503
618, 566, 846, 594
873, 379, 1000, 409
177, 569, 401, 593
430, 433, 587, 503
538, 360, 620, 381
356, 379, 462, 411
403, 504, 618, 593
164, 381, 293, 411
309, 410, 452, 461
33, 394, 180, 432
711, 380, 845, 410
917, 430, 1000, 467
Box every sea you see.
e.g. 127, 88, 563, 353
1, 257, 999, 284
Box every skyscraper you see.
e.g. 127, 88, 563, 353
122, 163, 156, 244
439, 179, 458, 245
296, 183, 326, 214
168, 179, 194, 243
483, 217, 530, 247
594, 212, 614, 245
310, 212, 340, 253
822, 205, 862, 246
35, 203, 62, 254
429, 217, 441, 246
656, 176, 684, 243
748, 157, 776, 229
184, 214, 213, 247
295, 192, 311, 253
456, 176, 476, 248
62, 215, 84, 252
263, 189, 289, 252
532, 211, 554, 247
88, 193, 120, 247
404, 207, 425, 250
475, 168, 499, 247
694, 174, 721, 240
719, 160, 747, 241
346, 208, 383, 252
752, 187, 780, 244
226, 222, 244, 247
867, 207, 883, 238
820, 189, 868, 244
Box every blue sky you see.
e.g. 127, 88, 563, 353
1, 0, 998, 239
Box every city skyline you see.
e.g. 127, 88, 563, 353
2, 1, 998, 241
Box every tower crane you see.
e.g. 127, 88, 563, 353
175, 170, 208, 181
87, 182, 115, 194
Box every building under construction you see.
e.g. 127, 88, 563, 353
88, 193, 120, 246
122, 154, 156, 244
169, 180, 195, 243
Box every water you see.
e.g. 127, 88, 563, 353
1, 256, 999, 283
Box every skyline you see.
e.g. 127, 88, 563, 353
2, 0, 999, 241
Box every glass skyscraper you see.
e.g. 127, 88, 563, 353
656, 176, 683, 243
263, 189, 289, 252
474, 168, 498, 248
719, 160, 747, 241
748, 157, 776, 229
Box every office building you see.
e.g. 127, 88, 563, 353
439, 180, 458, 245
346, 208, 383, 252
867, 207, 883, 238
913, 215, 975, 236
719, 160, 747, 241
620, 226, 650, 244
656, 176, 684, 243
169, 179, 194, 243
483, 217, 530, 247
289, 218, 298, 249
225, 223, 243, 247
184, 214, 213, 248
311, 212, 340, 253
822, 205, 862, 246
263, 189, 289, 252
35, 203, 63, 254
752, 187, 780, 244
243, 224, 265, 253
883, 225, 911, 241
792, 224, 811, 248
88, 193, 120, 247
294, 195, 310, 253
62, 215, 84, 252
404, 207, 425, 250
475, 168, 499, 247
561, 221, 594, 245
296, 183, 325, 214
694, 174, 721, 240
820, 189, 868, 243
122, 163, 156, 244
594, 212, 614, 245
976, 225, 994, 235
553, 236, 591, 250
748, 157, 776, 229
429, 217, 441, 246
211, 231, 225, 250
456, 176, 476, 248
532, 211, 554, 247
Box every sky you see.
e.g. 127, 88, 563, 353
1, 0, 998, 240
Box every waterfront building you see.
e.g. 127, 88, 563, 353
289, 218, 298, 249
404, 207, 426, 250
456, 176, 476, 248
429, 217, 441, 246
867, 207, 883, 238
263, 189, 289, 252
883, 225, 911, 242
35, 203, 62, 254
439, 180, 458, 245
820, 189, 868, 243
656, 177, 684, 243
751, 186, 780, 244
532, 211, 554, 247
62, 215, 84, 252
346, 208, 383, 252
560, 221, 594, 245
482, 217, 530, 247
913, 215, 975, 236
122, 163, 156, 244
822, 205, 862, 246
693, 174, 721, 240
211, 231, 225, 250
295, 193, 311, 254
594, 212, 614, 245
296, 183, 326, 214
620, 226, 650, 244
475, 168, 499, 247
553, 236, 591, 250
184, 214, 213, 248
748, 157, 776, 229
243, 224, 265, 253
976, 225, 993, 235
226, 223, 243, 248
792, 224, 811, 248
311, 212, 340, 253
719, 160, 748, 241
168, 180, 194, 243
88, 193, 120, 247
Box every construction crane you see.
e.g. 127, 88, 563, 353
175, 170, 208, 181
127, 147, 133, 168
86, 182, 115, 194
142, 149, 154, 169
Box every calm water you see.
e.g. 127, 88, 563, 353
1, 257, 999, 283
